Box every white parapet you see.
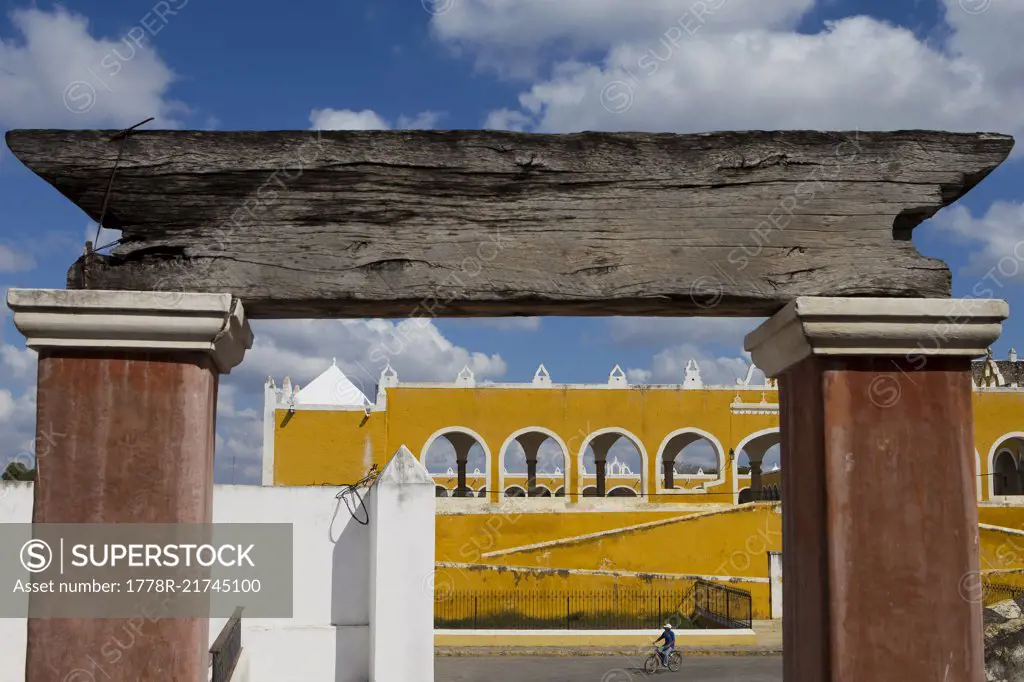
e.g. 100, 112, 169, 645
369, 446, 436, 682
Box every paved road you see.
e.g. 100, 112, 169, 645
437, 655, 782, 681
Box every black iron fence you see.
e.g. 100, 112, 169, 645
693, 579, 753, 629
983, 580, 1024, 607
435, 588, 696, 630
435, 581, 753, 630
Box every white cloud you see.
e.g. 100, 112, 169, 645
398, 111, 444, 129
217, 383, 258, 420
213, 411, 263, 484
929, 201, 1024, 285
0, 7, 187, 128
0, 382, 38, 466
239, 318, 507, 398
0, 244, 35, 273
431, 0, 813, 78
442, 1, 1024, 158
1, 342, 36, 380
310, 108, 389, 130
310, 108, 443, 131
0, 389, 14, 423
626, 342, 765, 386
483, 108, 533, 131
606, 318, 764, 348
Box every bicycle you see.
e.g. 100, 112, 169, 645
643, 646, 682, 673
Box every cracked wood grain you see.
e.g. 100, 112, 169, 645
4, 128, 1014, 318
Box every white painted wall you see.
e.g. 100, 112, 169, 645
369, 447, 436, 682
768, 551, 783, 620
0, 449, 435, 682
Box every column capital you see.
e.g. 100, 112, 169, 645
6, 289, 253, 374
744, 297, 1008, 377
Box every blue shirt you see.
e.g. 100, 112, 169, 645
656, 628, 675, 647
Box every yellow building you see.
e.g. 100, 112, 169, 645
261, 350, 1024, 618
264, 352, 1024, 503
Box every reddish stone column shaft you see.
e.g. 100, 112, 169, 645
27, 350, 219, 682
780, 356, 983, 682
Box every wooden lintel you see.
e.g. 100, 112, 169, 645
4, 129, 1014, 318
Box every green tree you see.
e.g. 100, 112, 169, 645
1, 462, 36, 481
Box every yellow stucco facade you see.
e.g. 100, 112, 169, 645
268, 373, 1024, 505
263, 357, 1024, 618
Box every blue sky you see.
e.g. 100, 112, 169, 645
1, 0, 1022, 484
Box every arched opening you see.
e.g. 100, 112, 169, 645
582, 486, 599, 497
994, 450, 1021, 495
735, 428, 781, 502
554, 487, 565, 497
657, 429, 725, 491
580, 429, 645, 498
607, 486, 638, 497
988, 434, 1024, 499
477, 487, 487, 498
422, 428, 489, 498
504, 486, 526, 497
738, 488, 753, 504
434, 485, 449, 498
500, 428, 568, 498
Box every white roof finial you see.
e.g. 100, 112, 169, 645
332, 357, 337, 367
683, 359, 703, 389
533, 364, 552, 386
456, 366, 476, 387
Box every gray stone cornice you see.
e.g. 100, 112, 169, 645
744, 297, 1008, 377
6, 289, 253, 374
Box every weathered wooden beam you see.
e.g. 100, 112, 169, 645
5, 129, 1014, 318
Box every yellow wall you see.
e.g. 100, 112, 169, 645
271, 382, 1023, 622
435, 505, 780, 618
274, 385, 1023, 504
483, 506, 779, 579
435, 510, 688, 562
980, 524, 1024, 574
274, 409, 387, 486
973, 391, 1024, 500
276, 386, 789, 503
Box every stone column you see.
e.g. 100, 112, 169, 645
749, 460, 763, 499
662, 459, 675, 490
590, 434, 617, 498
445, 433, 476, 498
745, 297, 1006, 682
517, 432, 547, 497
7, 289, 252, 682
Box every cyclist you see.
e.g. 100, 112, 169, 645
654, 622, 675, 666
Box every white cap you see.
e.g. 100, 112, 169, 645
663, 623, 672, 629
